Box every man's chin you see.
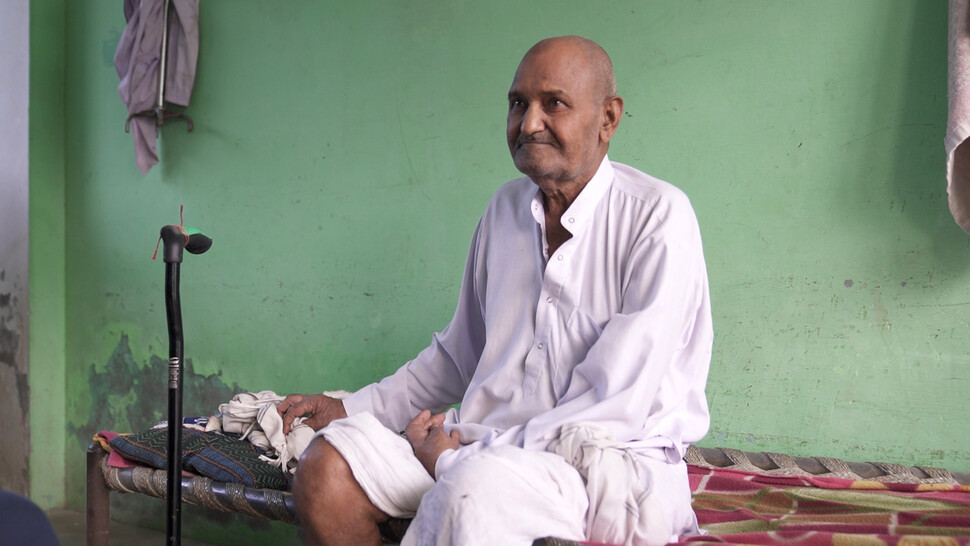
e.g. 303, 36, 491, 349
513, 160, 544, 180
513, 152, 556, 178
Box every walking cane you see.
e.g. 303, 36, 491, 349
159, 223, 212, 545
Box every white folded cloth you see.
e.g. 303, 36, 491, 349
548, 422, 676, 545
317, 412, 434, 518
210, 389, 349, 474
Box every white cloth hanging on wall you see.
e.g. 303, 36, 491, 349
947, 0, 970, 232
114, 0, 199, 174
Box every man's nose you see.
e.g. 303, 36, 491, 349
520, 104, 544, 135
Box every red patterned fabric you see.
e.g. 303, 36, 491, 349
676, 464, 970, 545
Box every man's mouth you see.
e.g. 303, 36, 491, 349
518, 139, 554, 148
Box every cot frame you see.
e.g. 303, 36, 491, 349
85, 442, 970, 545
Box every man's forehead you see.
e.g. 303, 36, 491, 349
520, 44, 585, 73
514, 41, 595, 82
511, 36, 616, 100
509, 60, 588, 97
507, 85, 570, 99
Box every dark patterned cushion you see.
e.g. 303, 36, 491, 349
184, 433, 288, 490
108, 426, 288, 490
108, 427, 212, 469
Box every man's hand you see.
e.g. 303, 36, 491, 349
405, 410, 460, 477
277, 393, 347, 434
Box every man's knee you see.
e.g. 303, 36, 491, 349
296, 437, 350, 481
293, 437, 348, 515
292, 436, 387, 524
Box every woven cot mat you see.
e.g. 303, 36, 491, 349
91, 444, 970, 545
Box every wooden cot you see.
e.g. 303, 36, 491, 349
86, 442, 970, 545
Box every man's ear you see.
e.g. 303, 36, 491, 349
600, 95, 624, 143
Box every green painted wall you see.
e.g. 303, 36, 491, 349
29, 0, 67, 509
28, 0, 968, 542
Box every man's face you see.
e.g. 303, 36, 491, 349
506, 45, 606, 189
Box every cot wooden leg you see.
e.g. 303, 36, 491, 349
86, 443, 111, 546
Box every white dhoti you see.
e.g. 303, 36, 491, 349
316, 412, 433, 518
315, 413, 696, 546
402, 445, 589, 546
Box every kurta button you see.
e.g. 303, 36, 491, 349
546, 296, 553, 303
568, 217, 575, 223
557, 255, 564, 261
537, 342, 544, 349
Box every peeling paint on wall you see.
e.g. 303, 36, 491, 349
68, 334, 291, 534
0, 291, 27, 413
71, 333, 243, 445
0, 287, 29, 492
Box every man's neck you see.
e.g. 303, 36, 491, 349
543, 208, 571, 257
541, 186, 580, 257
534, 153, 608, 256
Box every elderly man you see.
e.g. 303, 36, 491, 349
280, 35, 712, 546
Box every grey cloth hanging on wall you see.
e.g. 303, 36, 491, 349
947, 0, 970, 232
114, 0, 199, 174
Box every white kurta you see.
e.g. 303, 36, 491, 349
344, 155, 712, 473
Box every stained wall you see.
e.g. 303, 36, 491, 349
1, 0, 31, 497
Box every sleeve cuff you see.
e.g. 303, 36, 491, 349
340, 386, 375, 418
434, 448, 459, 479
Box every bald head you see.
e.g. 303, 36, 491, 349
521, 36, 618, 101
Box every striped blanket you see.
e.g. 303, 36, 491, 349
677, 463, 970, 545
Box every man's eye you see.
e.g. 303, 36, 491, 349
510, 99, 525, 109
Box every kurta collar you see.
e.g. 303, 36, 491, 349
529, 155, 615, 237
